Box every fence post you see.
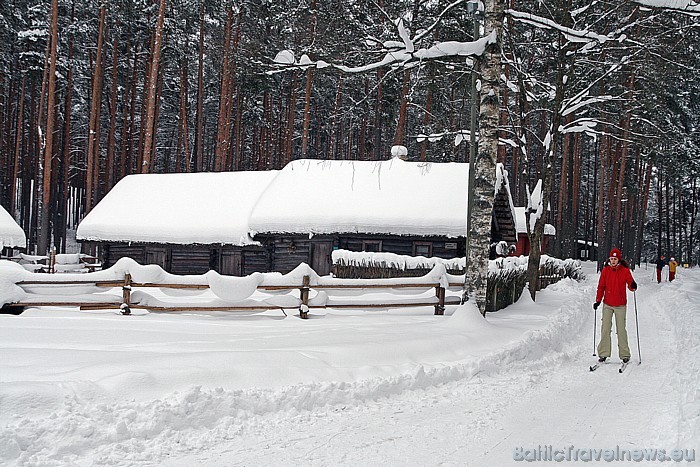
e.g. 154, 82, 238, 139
49, 246, 56, 274
299, 275, 310, 319
434, 286, 445, 315
121, 273, 132, 315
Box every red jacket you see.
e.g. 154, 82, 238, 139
596, 264, 635, 306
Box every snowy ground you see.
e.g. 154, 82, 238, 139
0, 262, 698, 466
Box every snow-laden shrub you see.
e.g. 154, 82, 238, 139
332, 250, 464, 278
332, 250, 585, 312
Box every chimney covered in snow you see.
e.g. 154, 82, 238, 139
391, 145, 408, 161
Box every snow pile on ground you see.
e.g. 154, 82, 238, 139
656, 271, 700, 447
0, 263, 697, 465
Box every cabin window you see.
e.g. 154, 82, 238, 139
413, 242, 432, 257
362, 240, 382, 252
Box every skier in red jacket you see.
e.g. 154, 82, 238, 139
594, 248, 637, 363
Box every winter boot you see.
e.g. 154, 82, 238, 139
622, 357, 630, 363
598, 357, 607, 363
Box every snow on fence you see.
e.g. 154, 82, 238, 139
1, 251, 101, 273
0, 257, 463, 319
332, 249, 585, 311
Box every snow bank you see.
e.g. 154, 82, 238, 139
2, 263, 696, 465
660, 274, 700, 447
0, 261, 28, 304
0, 269, 596, 466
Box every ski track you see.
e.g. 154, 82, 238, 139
1, 267, 698, 466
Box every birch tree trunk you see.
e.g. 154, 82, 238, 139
463, 0, 504, 315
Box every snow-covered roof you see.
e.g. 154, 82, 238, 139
76, 171, 279, 246
0, 204, 26, 249
248, 158, 469, 238
513, 207, 556, 236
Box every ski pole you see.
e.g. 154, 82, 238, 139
593, 305, 597, 356
634, 291, 641, 364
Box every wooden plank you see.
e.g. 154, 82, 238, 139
16, 302, 121, 308
19, 280, 124, 287
128, 305, 274, 312
312, 302, 438, 308
311, 283, 441, 289
130, 282, 210, 289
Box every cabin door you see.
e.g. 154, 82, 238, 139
145, 247, 169, 271
220, 250, 243, 276
310, 241, 333, 276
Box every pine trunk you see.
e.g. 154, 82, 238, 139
58, 4, 75, 252
301, 68, 313, 158
106, 27, 119, 191
526, 5, 572, 299
86, 6, 106, 211
140, 0, 167, 173
10, 78, 26, 217
285, 72, 298, 165
194, 0, 205, 173
37, 0, 60, 254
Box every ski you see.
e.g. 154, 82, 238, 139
589, 363, 601, 372
619, 362, 629, 373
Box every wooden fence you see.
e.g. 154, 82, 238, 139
4, 273, 463, 319
1, 251, 101, 273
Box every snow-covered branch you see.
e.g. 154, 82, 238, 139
269, 32, 497, 75
633, 0, 700, 16
505, 9, 617, 44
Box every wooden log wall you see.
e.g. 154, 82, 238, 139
170, 246, 211, 275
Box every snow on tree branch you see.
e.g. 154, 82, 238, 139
505, 9, 617, 44
633, 0, 700, 16
269, 32, 497, 75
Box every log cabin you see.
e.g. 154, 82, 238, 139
78, 158, 521, 276
76, 171, 279, 275
248, 158, 519, 275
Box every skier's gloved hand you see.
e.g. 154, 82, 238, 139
630, 280, 637, 291
593, 302, 601, 310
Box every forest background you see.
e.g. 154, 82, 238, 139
0, 0, 698, 267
